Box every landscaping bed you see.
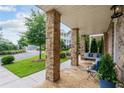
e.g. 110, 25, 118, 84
4, 54, 69, 78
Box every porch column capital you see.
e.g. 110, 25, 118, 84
72, 28, 79, 31
46, 9, 61, 16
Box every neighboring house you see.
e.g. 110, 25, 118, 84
61, 29, 71, 47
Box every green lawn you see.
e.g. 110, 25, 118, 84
4, 54, 69, 78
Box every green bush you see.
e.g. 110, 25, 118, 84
84, 35, 89, 52
98, 37, 104, 54
60, 51, 71, 58
90, 38, 98, 53
0, 49, 26, 55
1, 55, 15, 65
98, 54, 117, 83
66, 52, 70, 56
60, 51, 66, 58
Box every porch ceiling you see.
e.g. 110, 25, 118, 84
39, 5, 111, 35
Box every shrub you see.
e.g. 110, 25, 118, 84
1, 56, 15, 65
98, 54, 117, 83
66, 52, 70, 56
84, 35, 89, 52
66, 52, 71, 58
98, 37, 104, 54
90, 38, 98, 53
60, 39, 66, 50
0, 49, 26, 55
60, 51, 66, 58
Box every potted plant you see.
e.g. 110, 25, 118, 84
98, 54, 117, 88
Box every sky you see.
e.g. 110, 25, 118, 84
0, 5, 70, 45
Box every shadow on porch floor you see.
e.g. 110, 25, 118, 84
34, 60, 99, 88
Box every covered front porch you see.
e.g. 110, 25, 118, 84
35, 58, 98, 88
37, 5, 124, 87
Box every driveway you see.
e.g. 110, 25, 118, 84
0, 50, 39, 64
12, 50, 39, 61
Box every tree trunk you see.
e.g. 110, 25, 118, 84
39, 45, 42, 60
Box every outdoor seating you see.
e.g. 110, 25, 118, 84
86, 58, 100, 80
84, 53, 101, 60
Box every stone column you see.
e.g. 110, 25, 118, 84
115, 15, 124, 82
71, 28, 79, 66
46, 9, 61, 82
80, 35, 85, 60
104, 32, 109, 54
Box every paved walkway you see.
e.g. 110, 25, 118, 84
0, 60, 71, 88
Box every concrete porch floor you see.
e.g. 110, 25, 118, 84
35, 60, 99, 88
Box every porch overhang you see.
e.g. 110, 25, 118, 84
38, 5, 111, 35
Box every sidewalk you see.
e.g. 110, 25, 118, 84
0, 60, 71, 88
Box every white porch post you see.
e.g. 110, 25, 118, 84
113, 18, 117, 63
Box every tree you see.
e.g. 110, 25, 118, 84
90, 38, 98, 53
60, 39, 66, 50
0, 38, 17, 51
84, 35, 89, 52
25, 10, 45, 60
0, 32, 3, 40
98, 37, 104, 54
18, 35, 28, 49
0, 32, 18, 51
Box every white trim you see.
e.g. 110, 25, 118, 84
113, 18, 117, 63
89, 36, 92, 52
89, 34, 104, 37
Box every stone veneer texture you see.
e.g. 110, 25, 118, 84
108, 15, 124, 82
46, 9, 61, 82
116, 16, 124, 82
